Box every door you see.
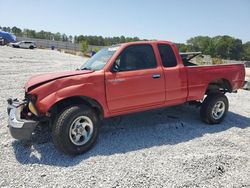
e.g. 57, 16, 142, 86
19, 42, 25, 48
24, 42, 31, 48
157, 44, 188, 105
105, 44, 165, 113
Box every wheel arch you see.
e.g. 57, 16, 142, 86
49, 96, 104, 120
206, 78, 232, 95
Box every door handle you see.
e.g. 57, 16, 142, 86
152, 74, 161, 79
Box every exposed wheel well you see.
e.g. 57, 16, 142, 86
206, 78, 232, 95
49, 96, 104, 120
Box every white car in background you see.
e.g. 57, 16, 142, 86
11, 41, 37, 49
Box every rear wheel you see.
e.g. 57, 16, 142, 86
29, 46, 34, 49
52, 105, 100, 155
200, 93, 229, 124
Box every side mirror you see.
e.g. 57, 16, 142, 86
111, 63, 120, 73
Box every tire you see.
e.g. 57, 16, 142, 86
200, 93, 229, 124
52, 105, 100, 155
29, 46, 34, 49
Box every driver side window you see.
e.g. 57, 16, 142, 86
113, 44, 157, 72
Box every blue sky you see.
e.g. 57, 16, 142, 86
1, 0, 250, 43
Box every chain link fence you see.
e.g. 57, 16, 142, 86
16, 37, 103, 51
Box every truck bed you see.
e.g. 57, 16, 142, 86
186, 63, 245, 101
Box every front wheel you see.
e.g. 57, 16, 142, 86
200, 93, 229, 124
52, 105, 100, 155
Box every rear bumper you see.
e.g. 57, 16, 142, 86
7, 99, 38, 140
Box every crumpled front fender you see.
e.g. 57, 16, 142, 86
28, 73, 108, 116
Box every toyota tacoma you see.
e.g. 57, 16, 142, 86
7, 41, 246, 155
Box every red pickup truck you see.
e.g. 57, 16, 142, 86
7, 41, 245, 155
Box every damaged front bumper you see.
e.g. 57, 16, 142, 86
7, 99, 38, 140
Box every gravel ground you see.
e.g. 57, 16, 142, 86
0, 46, 250, 188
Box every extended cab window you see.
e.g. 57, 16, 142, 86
114, 44, 157, 72
158, 44, 177, 67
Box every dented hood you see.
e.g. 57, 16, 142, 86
25, 70, 93, 92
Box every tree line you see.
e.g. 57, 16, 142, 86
176, 36, 250, 61
0, 26, 141, 46
1, 26, 250, 60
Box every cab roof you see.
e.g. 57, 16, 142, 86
119, 40, 175, 46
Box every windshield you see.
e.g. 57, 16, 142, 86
81, 45, 120, 71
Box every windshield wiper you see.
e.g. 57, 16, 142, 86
81, 67, 92, 70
